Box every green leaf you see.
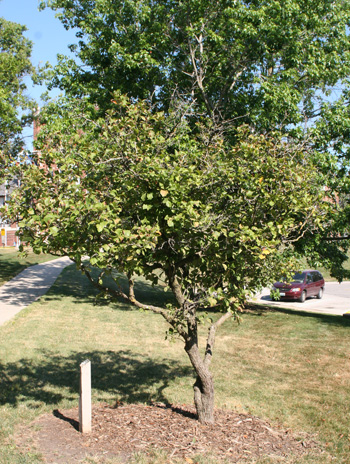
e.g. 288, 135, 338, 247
49, 226, 59, 236
96, 222, 107, 232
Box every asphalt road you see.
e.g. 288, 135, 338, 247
324, 281, 350, 299
255, 281, 350, 316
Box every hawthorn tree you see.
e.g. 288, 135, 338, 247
8, 95, 332, 423
7, 0, 350, 422
0, 15, 34, 164
38, 0, 350, 258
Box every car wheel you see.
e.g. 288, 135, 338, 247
317, 288, 323, 299
299, 291, 307, 303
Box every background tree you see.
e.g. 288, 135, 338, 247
8, 95, 333, 423
0, 15, 34, 164
41, 0, 350, 131
303, 96, 350, 281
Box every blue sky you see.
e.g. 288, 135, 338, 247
1, 0, 77, 146
1, 0, 76, 102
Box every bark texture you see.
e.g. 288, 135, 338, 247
185, 337, 215, 424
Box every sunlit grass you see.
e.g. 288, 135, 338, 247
0, 265, 349, 463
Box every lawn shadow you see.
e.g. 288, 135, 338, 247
0, 260, 36, 285
43, 265, 104, 305
0, 250, 57, 285
245, 303, 350, 328
0, 349, 193, 408
44, 265, 176, 310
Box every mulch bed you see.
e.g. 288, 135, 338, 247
16, 403, 320, 463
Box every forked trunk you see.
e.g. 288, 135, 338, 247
185, 338, 215, 424
170, 288, 231, 424
193, 373, 215, 424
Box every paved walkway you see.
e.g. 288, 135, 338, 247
0, 256, 73, 326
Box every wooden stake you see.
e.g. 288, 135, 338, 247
79, 359, 91, 433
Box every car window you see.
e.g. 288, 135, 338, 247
306, 273, 313, 284
312, 272, 323, 282
292, 272, 306, 283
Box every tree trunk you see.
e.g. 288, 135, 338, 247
185, 338, 215, 424
193, 373, 215, 424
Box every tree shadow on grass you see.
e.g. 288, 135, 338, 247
245, 303, 350, 328
44, 265, 176, 310
0, 349, 193, 408
43, 265, 103, 305
0, 260, 35, 284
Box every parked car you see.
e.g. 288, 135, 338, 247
271, 270, 325, 303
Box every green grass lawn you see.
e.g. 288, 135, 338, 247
0, 248, 57, 286
0, 265, 349, 463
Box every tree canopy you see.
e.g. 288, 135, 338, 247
0, 15, 34, 162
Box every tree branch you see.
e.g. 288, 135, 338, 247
321, 235, 350, 241
79, 262, 189, 337
204, 311, 233, 368
187, 31, 213, 116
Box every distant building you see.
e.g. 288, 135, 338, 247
0, 179, 20, 247
0, 114, 40, 248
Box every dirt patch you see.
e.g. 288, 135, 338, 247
16, 403, 319, 463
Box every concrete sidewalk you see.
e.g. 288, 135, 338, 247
0, 256, 73, 326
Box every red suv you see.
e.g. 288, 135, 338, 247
271, 270, 325, 303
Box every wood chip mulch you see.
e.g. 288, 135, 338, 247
16, 403, 321, 463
